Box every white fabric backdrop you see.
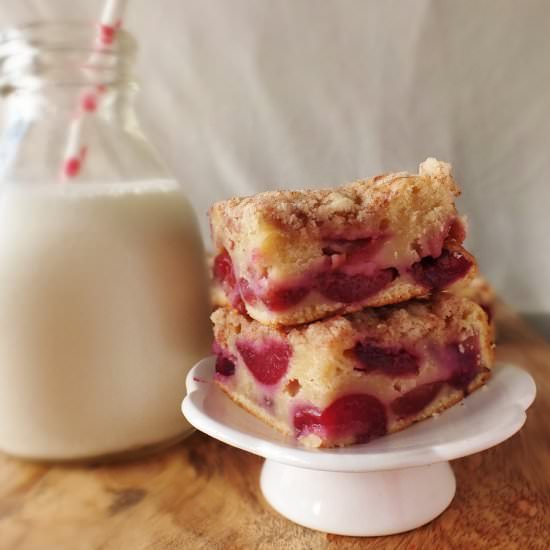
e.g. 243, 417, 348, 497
1, 0, 549, 314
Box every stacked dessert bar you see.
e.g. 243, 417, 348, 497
209, 158, 494, 448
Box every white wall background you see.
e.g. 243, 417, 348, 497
1, 0, 549, 314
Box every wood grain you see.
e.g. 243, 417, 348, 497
0, 301, 548, 550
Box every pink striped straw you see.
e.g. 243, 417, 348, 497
60, 0, 128, 181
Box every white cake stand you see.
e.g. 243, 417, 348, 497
182, 358, 536, 537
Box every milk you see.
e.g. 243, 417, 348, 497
0, 180, 212, 460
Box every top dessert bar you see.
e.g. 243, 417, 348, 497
210, 158, 476, 325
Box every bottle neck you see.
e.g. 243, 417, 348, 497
0, 23, 167, 183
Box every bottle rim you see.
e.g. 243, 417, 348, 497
0, 20, 137, 89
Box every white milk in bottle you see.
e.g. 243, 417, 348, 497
0, 24, 213, 460
0, 180, 212, 459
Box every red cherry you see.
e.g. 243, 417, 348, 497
261, 285, 309, 311
410, 249, 472, 289
443, 336, 481, 390
212, 341, 236, 376
322, 394, 387, 442
213, 250, 247, 312
317, 268, 397, 303
236, 338, 291, 385
213, 249, 235, 285
294, 394, 387, 443
352, 343, 419, 376
215, 355, 235, 376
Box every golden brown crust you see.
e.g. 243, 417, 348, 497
210, 158, 459, 238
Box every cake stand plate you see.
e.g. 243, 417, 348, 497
182, 358, 535, 536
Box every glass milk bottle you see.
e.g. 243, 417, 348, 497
0, 23, 212, 461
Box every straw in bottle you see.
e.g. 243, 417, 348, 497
60, 0, 128, 181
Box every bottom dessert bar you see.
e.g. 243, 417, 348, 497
211, 294, 494, 448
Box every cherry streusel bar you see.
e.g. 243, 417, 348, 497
210, 158, 476, 326
212, 294, 493, 448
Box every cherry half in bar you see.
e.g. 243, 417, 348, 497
351, 343, 420, 376
294, 394, 387, 444
212, 341, 236, 377
316, 268, 398, 304
410, 248, 472, 290
443, 336, 482, 391
323, 394, 387, 443
215, 355, 236, 377
261, 285, 309, 312
213, 249, 247, 313
236, 338, 292, 386
213, 249, 235, 286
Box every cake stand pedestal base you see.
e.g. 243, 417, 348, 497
260, 459, 455, 536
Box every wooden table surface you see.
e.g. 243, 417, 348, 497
0, 302, 548, 550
